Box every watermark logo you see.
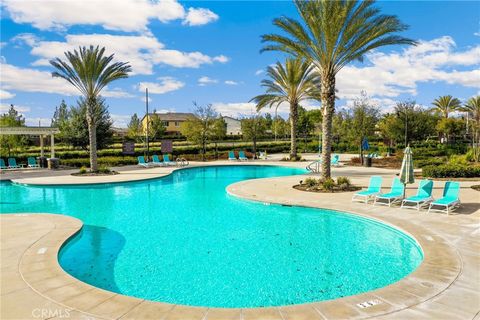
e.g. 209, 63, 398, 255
32, 308, 71, 318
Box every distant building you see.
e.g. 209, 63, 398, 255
112, 127, 128, 138
223, 116, 242, 135
141, 112, 195, 135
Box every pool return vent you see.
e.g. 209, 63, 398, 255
356, 299, 383, 309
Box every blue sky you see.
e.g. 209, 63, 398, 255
1, 0, 479, 127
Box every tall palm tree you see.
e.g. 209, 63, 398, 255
461, 96, 480, 125
261, 0, 415, 178
50, 46, 131, 171
251, 58, 321, 159
432, 95, 461, 118
460, 96, 480, 161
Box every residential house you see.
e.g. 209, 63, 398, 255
141, 112, 195, 135
223, 116, 242, 135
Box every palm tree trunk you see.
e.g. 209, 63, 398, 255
86, 113, 98, 171
290, 102, 298, 159
321, 74, 335, 179
86, 98, 98, 171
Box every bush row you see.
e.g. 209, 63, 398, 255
415, 158, 446, 168
422, 164, 480, 178
2, 141, 292, 161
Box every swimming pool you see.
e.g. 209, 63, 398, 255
1, 165, 422, 308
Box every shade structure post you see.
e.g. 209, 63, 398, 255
50, 134, 55, 158
40, 135, 44, 157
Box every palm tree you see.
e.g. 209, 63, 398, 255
50, 46, 131, 171
461, 96, 480, 125
432, 95, 461, 118
261, 0, 415, 178
460, 96, 480, 161
251, 58, 321, 159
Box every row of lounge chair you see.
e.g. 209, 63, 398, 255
0, 157, 40, 170
138, 155, 177, 167
228, 151, 248, 161
352, 176, 461, 215
139, 154, 189, 167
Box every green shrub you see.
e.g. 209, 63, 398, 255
415, 158, 446, 168
79, 166, 87, 174
423, 164, 480, 178
97, 165, 112, 174
465, 148, 480, 162
61, 156, 137, 168
448, 155, 469, 166
304, 177, 318, 187
321, 178, 335, 191
336, 176, 351, 186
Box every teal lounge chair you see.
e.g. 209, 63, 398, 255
374, 178, 404, 207
228, 151, 237, 161
163, 154, 175, 166
239, 151, 248, 161
8, 158, 22, 169
331, 154, 340, 166
401, 179, 434, 211
27, 157, 40, 168
428, 181, 461, 215
151, 154, 164, 166
0, 159, 8, 170
137, 156, 151, 167
352, 176, 383, 203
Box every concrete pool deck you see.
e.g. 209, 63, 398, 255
1, 162, 479, 319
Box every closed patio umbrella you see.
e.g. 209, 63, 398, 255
399, 146, 415, 198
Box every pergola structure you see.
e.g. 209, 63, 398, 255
0, 127, 60, 158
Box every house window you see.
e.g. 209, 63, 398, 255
174, 121, 180, 127
162, 121, 169, 126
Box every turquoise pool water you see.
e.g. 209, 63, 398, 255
0, 165, 422, 307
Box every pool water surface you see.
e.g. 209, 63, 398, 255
0, 165, 423, 307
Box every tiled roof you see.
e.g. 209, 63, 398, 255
142, 112, 195, 122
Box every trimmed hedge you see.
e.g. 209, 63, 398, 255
415, 158, 446, 168
61, 156, 138, 167
422, 164, 480, 178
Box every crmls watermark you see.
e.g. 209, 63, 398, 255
32, 308, 71, 318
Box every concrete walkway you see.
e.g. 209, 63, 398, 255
1, 162, 479, 319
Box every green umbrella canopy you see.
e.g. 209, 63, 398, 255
400, 146, 415, 185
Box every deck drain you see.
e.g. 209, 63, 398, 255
356, 299, 383, 309
37, 247, 47, 254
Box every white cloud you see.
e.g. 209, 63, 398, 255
183, 8, 218, 26
213, 55, 229, 63
25, 117, 51, 126
0, 103, 31, 114
211, 102, 256, 117
255, 69, 264, 76
336, 36, 480, 103
141, 96, 153, 103
27, 33, 228, 74
11, 33, 39, 46
1, 61, 133, 98
137, 77, 185, 94
2, 0, 218, 32
110, 114, 132, 128
198, 76, 218, 86
225, 80, 239, 85
474, 32, 480, 37
0, 89, 15, 100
